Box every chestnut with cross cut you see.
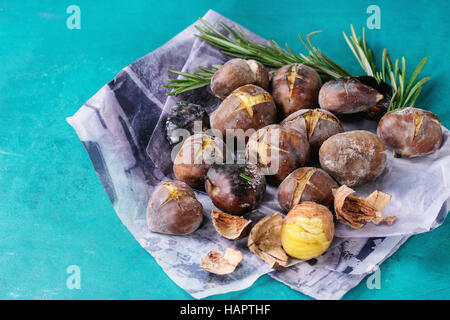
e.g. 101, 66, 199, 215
173, 133, 232, 188
281, 108, 344, 155
146, 180, 203, 235
271, 63, 322, 117
210, 84, 277, 137
377, 107, 442, 157
277, 167, 338, 212
246, 124, 310, 185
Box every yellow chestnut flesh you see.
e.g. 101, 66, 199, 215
281, 201, 334, 260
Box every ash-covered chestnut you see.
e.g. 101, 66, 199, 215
281, 201, 334, 260
246, 124, 310, 184
165, 101, 209, 147
319, 130, 386, 187
205, 164, 266, 215
277, 167, 338, 212
319, 77, 387, 114
271, 63, 322, 117
377, 107, 442, 157
173, 133, 232, 188
210, 58, 269, 99
281, 108, 344, 154
147, 180, 203, 235
210, 84, 277, 137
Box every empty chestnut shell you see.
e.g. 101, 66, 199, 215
210, 58, 269, 99
246, 124, 310, 184
280, 108, 344, 154
205, 164, 266, 215
319, 77, 385, 114
272, 64, 322, 117
210, 84, 277, 137
147, 180, 203, 235
319, 130, 386, 186
173, 133, 231, 188
278, 167, 338, 212
377, 107, 442, 157
165, 101, 209, 147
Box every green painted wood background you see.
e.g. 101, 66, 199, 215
0, 0, 449, 299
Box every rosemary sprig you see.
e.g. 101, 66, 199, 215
163, 18, 352, 95
162, 65, 221, 95
343, 25, 430, 110
195, 18, 351, 79
239, 173, 255, 182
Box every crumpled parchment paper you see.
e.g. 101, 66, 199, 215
66, 10, 449, 299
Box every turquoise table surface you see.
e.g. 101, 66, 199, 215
1, 0, 449, 300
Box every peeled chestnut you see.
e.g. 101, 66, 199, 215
173, 133, 231, 188
205, 164, 266, 215
147, 180, 203, 235
272, 63, 322, 117
319, 130, 386, 186
319, 77, 386, 114
210, 84, 277, 137
165, 101, 209, 147
210, 58, 269, 99
281, 108, 344, 154
277, 167, 338, 212
377, 107, 442, 157
246, 124, 310, 184
281, 201, 334, 260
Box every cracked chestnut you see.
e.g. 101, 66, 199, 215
281, 108, 344, 154
246, 124, 310, 184
147, 180, 203, 235
272, 64, 322, 117
277, 167, 338, 212
210, 84, 277, 137
377, 107, 442, 157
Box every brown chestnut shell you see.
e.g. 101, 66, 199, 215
277, 167, 338, 212
210, 58, 269, 99
210, 84, 277, 137
377, 107, 442, 157
272, 64, 322, 117
147, 180, 203, 235
319, 130, 386, 187
246, 124, 310, 185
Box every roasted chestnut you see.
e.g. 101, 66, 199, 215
319, 77, 387, 115
205, 164, 266, 215
147, 180, 203, 235
271, 63, 322, 117
165, 101, 209, 147
210, 84, 277, 137
210, 58, 269, 99
377, 107, 442, 157
319, 130, 386, 186
173, 133, 231, 188
246, 124, 310, 184
280, 108, 344, 154
277, 167, 338, 212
